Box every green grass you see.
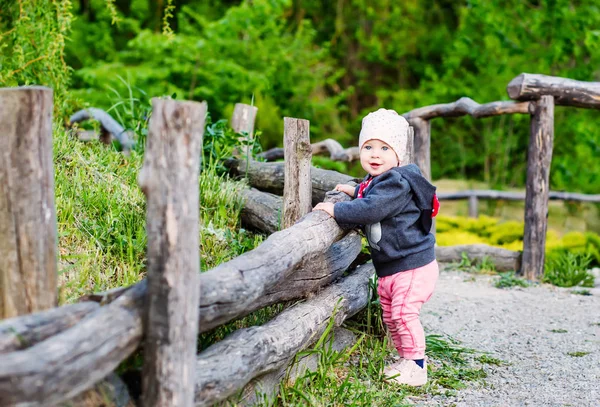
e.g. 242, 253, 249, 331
494, 272, 530, 289
54, 125, 147, 303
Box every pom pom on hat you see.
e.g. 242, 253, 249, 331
359, 108, 410, 162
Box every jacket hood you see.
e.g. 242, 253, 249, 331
392, 164, 436, 210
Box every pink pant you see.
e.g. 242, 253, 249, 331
377, 260, 439, 359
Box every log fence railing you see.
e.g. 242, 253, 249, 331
0, 72, 598, 405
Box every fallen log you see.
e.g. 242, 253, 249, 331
0, 280, 146, 406
436, 244, 522, 272
225, 158, 359, 205
0, 302, 99, 354
194, 263, 375, 406
507, 73, 600, 109
258, 139, 359, 162
69, 108, 136, 152
402, 97, 530, 120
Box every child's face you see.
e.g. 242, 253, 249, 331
360, 139, 399, 177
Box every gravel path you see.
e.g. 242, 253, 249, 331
419, 267, 600, 407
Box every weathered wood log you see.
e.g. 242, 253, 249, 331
258, 139, 360, 162
522, 96, 555, 281
0, 280, 146, 406
224, 158, 359, 206
230, 327, 357, 406
257, 230, 362, 307
0, 302, 99, 353
0, 86, 58, 319
197, 190, 353, 332
231, 103, 258, 158
437, 190, 600, 203
231, 103, 258, 136
402, 97, 530, 120
435, 244, 522, 272
283, 117, 312, 228
507, 73, 600, 109
194, 263, 375, 406
240, 188, 282, 234
408, 118, 430, 181
69, 108, 135, 151
139, 99, 206, 407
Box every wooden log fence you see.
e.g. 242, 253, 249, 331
0, 72, 598, 405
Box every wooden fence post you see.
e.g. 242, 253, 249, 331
139, 98, 207, 406
522, 95, 554, 280
468, 194, 478, 218
283, 117, 312, 229
409, 117, 431, 181
231, 103, 258, 158
0, 87, 57, 319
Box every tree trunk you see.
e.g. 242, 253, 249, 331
139, 99, 206, 407
194, 263, 374, 406
0, 86, 57, 319
507, 73, 600, 109
283, 118, 312, 228
522, 96, 554, 280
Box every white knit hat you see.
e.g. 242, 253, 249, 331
358, 108, 409, 163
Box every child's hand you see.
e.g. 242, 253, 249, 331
313, 202, 335, 217
335, 184, 355, 197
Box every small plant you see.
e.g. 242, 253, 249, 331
494, 271, 529, 289
544, 252, 595, 288
475, 354, 505, 366
474, 256, 496, 274
567, 351, 590, 357
571, 289, 592, 296
550, 329, 568, 333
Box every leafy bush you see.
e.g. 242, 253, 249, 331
544, 252, 595, 288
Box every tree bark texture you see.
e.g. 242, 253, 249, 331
283, 117, 312, 228
402, 97, 530, 120
0, 86, 58, 319
522, 96, 555, 280
507, 73, 600, 109
139, 99, 206, 407
0, 281, 146, 406
0, 302, 98, 353
194, 263, 375, 406
435, 244, 522, 272
224, 159, 359, 206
